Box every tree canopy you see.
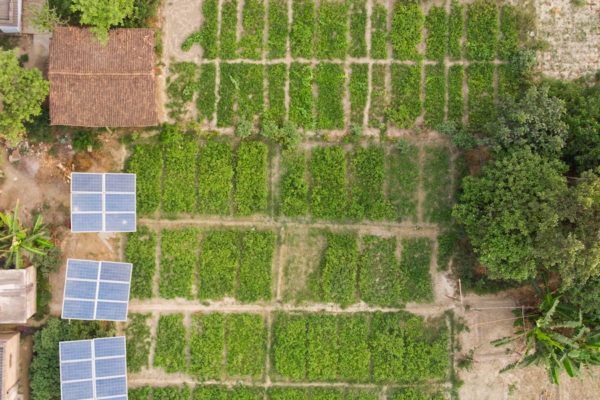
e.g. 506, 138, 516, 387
0, 50, 49, 145
70, 0, 135, 43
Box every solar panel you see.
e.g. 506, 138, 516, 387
60, 337, 128, 400
71, 173, 137, 233
62, 259, 132, 321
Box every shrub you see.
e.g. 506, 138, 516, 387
122, 0, 160, 28
370, 4, 388, 59
239, 0, 265, 59
349, 64, 368, 125
466, 0, 499, 60
127, 143, 162, 215
359, 235, 403, 306
235, 120, 254, 139
154, 314, 186, 372
268, 0, 288, 58
349, 0, 367, 57
391, 0, 424, 60
389, 64, 422, 128
160, 228, 199, 299
126, 313, 151, 372
315, 63, 345, 129
234, 141, 269, 215
310, 146, 348, 219
70, 0, 134, 44
291, 0, 316, 58
197, 139, 234, 215
72, 129, 102, 152
189, 313, 225, 379
316, 0, 349, 59
126, 226, 156, 299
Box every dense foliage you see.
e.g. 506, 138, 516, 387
70, 0, 134, 43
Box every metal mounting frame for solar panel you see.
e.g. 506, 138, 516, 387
71, 172, 137, 233
59, 336, 128, 400
62, 259, 132, 322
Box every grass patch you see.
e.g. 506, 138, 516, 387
349, 0, 367, 57
279, 149, 309, 217
291, 0, 316, 58
316, 0, 349, 59
189, 313, 225, 379
160, 228, 199, 299
349, 146, 388, 220
126, 313, 151, 373
387, 144, 419, 221
266, 64, 287, 125
127, 144, 162, 215
447, 65, 464, 125
226, 314, 267, 378
423, 145, 452, 224
448, 0, 464, 59
198, 230, 240, 300
196, 63, 216, 122
309, 146, 348, 220
238, 230, 276, 302
197, 139, 234, 215
389, 64, 422, 128
154, 314, 186, 372
161, 128, 198, 215
239, 0, 265, 59
391, 0, 424, 60
401, 238, 433, 302
220, 0, 238, 58
369, 64, 387, 127
268, 0, 288, 58
349, 64, 368, 125
358, 235, 403, 307
424, 63, 445, 128
126, 227, 156, 299
315, 63, 345, 129
234, 141, 269, 215
289, 63, 314, 128
467, 62, 495, 131
425, 6, 448, 60
467, 0, 499, 61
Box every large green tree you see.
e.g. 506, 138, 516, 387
0, 50, 49, 145
70, 0, 134, 43
453, 148, 568, 281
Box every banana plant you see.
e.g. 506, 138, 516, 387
492, 292, 600, 384
0, 202, 54, 269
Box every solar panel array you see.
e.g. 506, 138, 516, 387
62, 259, 132, 321
71, 173, 137, 233
60, 337, 128, 400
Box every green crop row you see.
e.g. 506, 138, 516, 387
272, 311, 449, 383
154, 314, 187, 373
369, 64, 387, 127
235, 64, 265, 123
349, 64, 368, 125
359, 235, 403, 307
166, 62, 197, 120
425, 6, 448, 61
126, 143, 162, 215
309, 146, 348, 220
160, 228, 199, 299
387, 143, 419, 221
349, 0, 367, 57
220, 0, 238, 58
447, 65, 464, 124
349, 146, 388, 220
190, 313, 225, 379
401, 238, 434, 302
467, 62, 495, 131
268, 0, 288, 58
217, 63, 236, 126
289, 63, 314, 128
196, 63, 216, 122
198, 139, 234, 215
291, 0, 316, 58
279, 149, 309, 217
161, 126, 198, 215
317, 232, 359, 306
389, 64, 422, 128
181, 0, 217, 57
266, 64, 287, 125
316, 1, 348, 59
391, 0, 424, 60
234, 140, 269, 215
424, 63, 445, 128
448, 0, 464, 59
239, 0, 265, 59
126, 227, 157, 299
315, 63, 345, 129
370, 4, 388, 59
467, 0, 499, 61
499, 4, 520, 60
125, 313, 151, 373
423, 146, 453, 225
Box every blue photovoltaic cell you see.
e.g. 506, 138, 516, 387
105, 174, 136, 193
95, 302, 129, 321
105, 213, 136, 232
65, 280, 97, 299
61, 360, 93, 381
72, 173, 103, 192
72, 193, 103, 212
61, 380, 94, 400
63, 260, 131, 322
60, 341, 93, 361
62, 300, 95, 320
71, 213, 103, 232
66, 260, 99, 280
60, 337, 128, 400
105, 194, 136, 212
99, 262, 131, 282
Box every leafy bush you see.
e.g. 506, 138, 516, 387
189, 313, 225, 379
154, 314, 187, 372
424, 64, 445, 127
310, 146, 348, 219
160, 228, 199, 299
198, 139, 234, 215
425, 6, 448, 60
238, 230, 276, 302
198, 230, 240, 299
370, 4, 388, 59
391, 0, 424, 60
126, 226, 156, 299
33, 248, 62, 317
318, 232, 359, 306
235, 120, 254, 139
349, 0, 367, 57
315, 63, 345, 129
349, 146, 388, 220
349, 64, 368, 125
220, 0, 238, 58
272, 313, 307, 380
161, 126, 198, 214
167, 62, 197, 119
358, 235, 403, 307
337, 314, 371, 382
268, 0, 288, 58
448, 0, 464, 59
126, 313, 151, 372
182, 0, 217, 56
401, 238, 434, 302
263, 120, 303, 149
266, 64, 287, 124
72, 130, 102, 152
122, 0, 160, 28
234, 141, 269, 215
279, 150, 309, 216
289, 63, 314, 128
30, 318, 114, 400
307, 314, 339, 380
387, 143, 419, 221
467, 62, 495, 131
423, 146, 452, 224
447, 65, 464, 124
239, 0, 265, 59
226, 314, 266, 378
369, 64, 387, 127
217, 63, 236, 126
70, 0, 134, 44
127, 143, 162, 215
316, 1, 349, 59
453, 148, 568, 281
196, 63, 216, 122
466, 0, 499, 60
489, 85, 568, 158
291, 0, 316, 58
389, 64, 422, 128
